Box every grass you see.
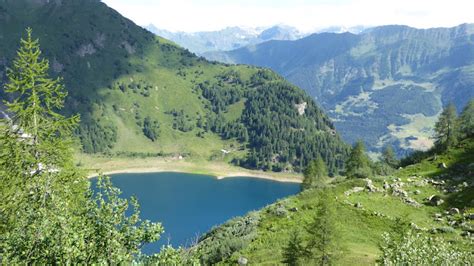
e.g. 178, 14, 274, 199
209, 138, 474, 265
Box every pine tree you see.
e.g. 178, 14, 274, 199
345, 140, 372, 178
458, 99, 474, 139
305, 190, 338, 265
0, 29, 163, 264
434, 103, 459, 150
281, 230, 306, 266
382, 145, 398, 168
302, 156, 328, 189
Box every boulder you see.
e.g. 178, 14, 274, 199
274, 206, 288, 217
289, 207, 298, 212
449, 208, 460, 215
238, 257, 248, 265
434, 213, 442, 218
383, 182, 390, 190
344, 186, 364, 196
404, 197, 421, 207
428, 195, 444, 206
365, 179, 378, 192
392, 188, 408, 198
414, 190, 421, 195
354, 202, 362, 208
438, 162, 447, 169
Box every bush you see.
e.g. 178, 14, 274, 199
379, 227, 472, 265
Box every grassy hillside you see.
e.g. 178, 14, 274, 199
0, 0, 348, 173
207, 24, 474, 155
194, 138, 474, 265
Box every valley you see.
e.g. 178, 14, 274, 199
206, 25, 474, 155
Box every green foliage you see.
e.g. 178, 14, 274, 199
241, 81, 348, 173
281, 230, 306, 266
434, 103, 459, 151
305, 190, 339, 265
382, 145, 398, 168
195, 212, 260, 265
141, 245, 200, 265
0, 29, 163, 264
459, 99, 474, 139
345, 140, 372, 178
379, 226, 472, 265
143, 116, 160, 141
169, 109, 195, 132
83, 176, 164, 263
302, 157, 328, 189
76, 119, 117, 153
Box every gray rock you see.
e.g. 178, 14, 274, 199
344, 186, 364, 196
428, 195, 444, 206
365, 179, 378, 192
392, 188, 408, 198
289, 207, 298, 212
414, 190, 421, 195
404, 197, 421, 207
438, 226, 455, 233
438, 162, 447, 169
274, 206, 288, 217
434, 213, 442, 218
383, 182, 390, 190
238, 257, 248, 265
354, 202, 362, 208
449, 208, 460, 215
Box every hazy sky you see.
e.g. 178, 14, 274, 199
102, 0, 474, 32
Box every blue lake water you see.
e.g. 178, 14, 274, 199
91, 172, 300, 254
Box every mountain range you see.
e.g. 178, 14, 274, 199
205, 24, 474, 155
146, 24, 305, 54
0, 0, 348, 173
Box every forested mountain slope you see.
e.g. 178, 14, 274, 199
207, 24, 474, 155
0, 0, 348, 173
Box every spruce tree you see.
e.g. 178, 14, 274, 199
302, 156, 328, 189
382, 145, 398, 168
345, 140, 372, 178
281, 230, 306, 266
434, 103, 458, 150
458, 99, 474, 139
305, 190, 338, 265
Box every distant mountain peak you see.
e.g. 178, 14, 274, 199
144, 24, 305, 54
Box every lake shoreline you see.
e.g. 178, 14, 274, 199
86, 165, 302, 183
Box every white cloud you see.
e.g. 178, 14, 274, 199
102, 0, 474, 32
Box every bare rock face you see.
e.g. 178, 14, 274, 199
121, 41, 135, 54
76, 43, 96, 57
52, 57, 64, 73
93, 33, 106, 48
294, 102, 307, 115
